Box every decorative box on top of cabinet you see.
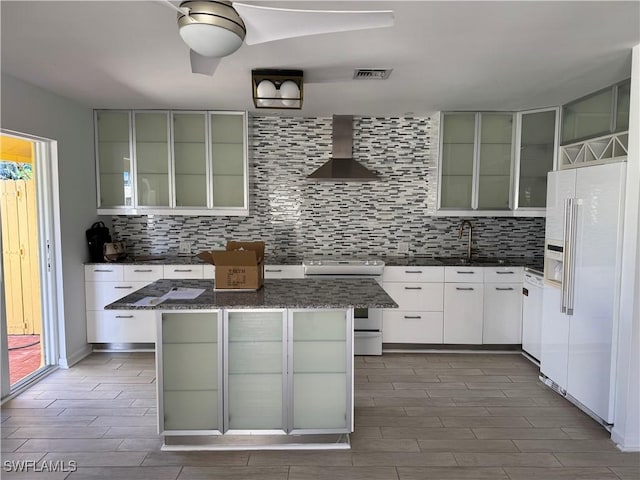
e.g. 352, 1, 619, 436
94, 110, 248, 216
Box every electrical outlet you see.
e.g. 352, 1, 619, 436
397, 242, 410, 254
178, 241, 192, 256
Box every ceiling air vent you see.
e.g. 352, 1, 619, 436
353, 68, 393, 80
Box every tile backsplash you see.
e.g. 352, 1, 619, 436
112, 115, 545, 259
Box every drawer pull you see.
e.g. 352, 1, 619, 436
456, 287, 474, 291
173, 269, 193, 272
114, 286, 133, 289
404, 315, 422, 319
266, 269, 283, 273
93, 269, 114, 273
496, 287, 514, 291
404, 270, 423, 274
404, 286, 422, 290
115, 315, 134, 319
456, 271, 475, 274
134, 269, 153, 272
496, 271, 515, 275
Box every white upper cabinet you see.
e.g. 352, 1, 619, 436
438, 109, 557, 217
95, 110, 248, 216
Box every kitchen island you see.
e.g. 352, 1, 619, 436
106, 277, 397, 451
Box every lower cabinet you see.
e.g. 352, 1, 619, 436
443, 282, 484, 344
157, 308, 352, 439
483, 283, 523, 344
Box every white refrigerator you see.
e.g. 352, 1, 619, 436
541, 161, 626, 425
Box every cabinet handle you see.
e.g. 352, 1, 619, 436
93, 269, 114, 273
134, 269, 153, 272
114, 286, 133, 289
456, 287, 474, 291
456, 271, 475, 274
496, 287, 514, 291
404, 315, 422, 319
115, 315, 134, 319
496, 271, 515, 275
404, 270, 423, 274
266, 269, 283, 273
404, 286, 422, 290
173, 269, 192, 272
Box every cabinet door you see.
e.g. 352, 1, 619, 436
290, 310, 350, 432
173, 112, 208, 207
95, 111, 132, 207
440, 113, 476, 209
477, 113, 513, 210
264, 265, 305, 279
483, 283, 522, 344
226, 310, 285, 431
517, 109, 557, 209
160, 312, 221, 432
562, 88, 613, 144
382, 310, 443, 343
134, 111, 170, 207
210, 113, 246, 208
443, 283, 484, 344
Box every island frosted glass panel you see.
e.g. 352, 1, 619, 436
173, 112, 207, 207
440, 113, 475, 209
477, 113, 513, 210
292, 310, 348, 430
227, 311, 284, 430
135, 112, 170, 207
96, 111, 131, 207
162, 312, 219, 431
211, 114, 244, 207
518, 110, 556, 208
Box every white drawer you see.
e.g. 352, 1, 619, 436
203, 264, 215, 279
382, 282, 443, 311
163, 264, 204, 279
265, 265, 304, 279
444, 266, 484, 283
124, 265, 163, 282
484, 266, 523, 283
383, 310, 443, 343
383, 266, 444, 283
85, 281, 150, 310
84, 265, 123, 282
87, 310, 156, 343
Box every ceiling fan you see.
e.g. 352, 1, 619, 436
161, 1, 395, 75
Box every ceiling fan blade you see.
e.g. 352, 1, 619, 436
233, 3, 394, 46
190, 50, 221, 76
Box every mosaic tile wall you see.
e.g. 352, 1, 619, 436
112, 115, 545, 260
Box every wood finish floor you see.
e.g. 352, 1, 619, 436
1, 352, 639, 479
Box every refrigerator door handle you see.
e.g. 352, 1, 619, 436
561, 198, 571, 313
566, 199, 579, 315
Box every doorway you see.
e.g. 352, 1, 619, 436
0, 132, 58, 395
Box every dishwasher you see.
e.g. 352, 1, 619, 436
522, 269, 544, 362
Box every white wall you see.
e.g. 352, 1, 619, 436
1, 73, 96, 367
612, 44, 640, 451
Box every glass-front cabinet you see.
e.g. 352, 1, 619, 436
95, 110, 248, 216
438, 109, 557, 216
95, 111, 132, 207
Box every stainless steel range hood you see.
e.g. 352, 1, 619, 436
307, 115, 380, 182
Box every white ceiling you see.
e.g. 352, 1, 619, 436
2, 1, 639, 116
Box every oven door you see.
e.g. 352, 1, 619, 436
354, 307, 382, 331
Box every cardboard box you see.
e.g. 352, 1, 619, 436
197, 241, 265, 290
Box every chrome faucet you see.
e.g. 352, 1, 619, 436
458, 220, 473, 262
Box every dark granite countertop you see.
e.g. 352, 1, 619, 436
383, 256, 543, 271
105, 278, 398, 310
85, 255, 304, 266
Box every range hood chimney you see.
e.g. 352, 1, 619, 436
307, 115, 380, 182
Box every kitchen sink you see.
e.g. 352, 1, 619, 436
435, 257, 507, 265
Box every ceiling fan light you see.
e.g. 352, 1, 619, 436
179, 23, 243, 57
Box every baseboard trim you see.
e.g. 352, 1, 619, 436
58, 344, 93, 369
